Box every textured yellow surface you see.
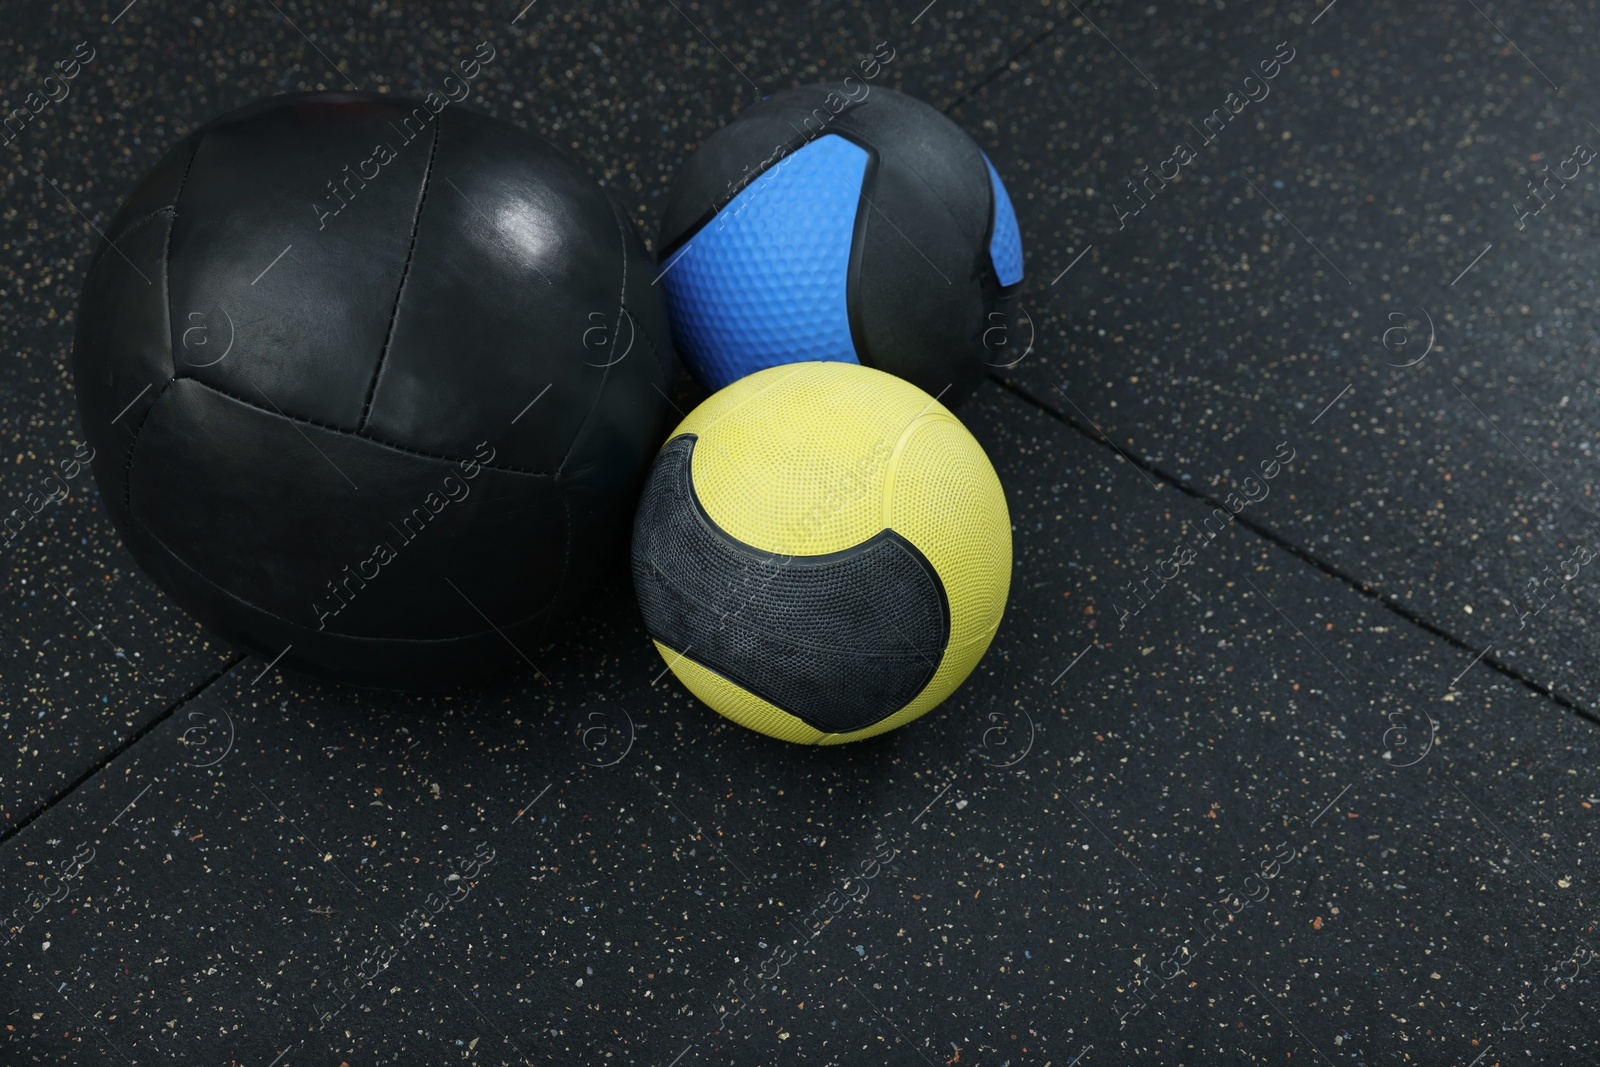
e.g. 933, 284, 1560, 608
654, 361, 1011, 743
653, 638, 958, 745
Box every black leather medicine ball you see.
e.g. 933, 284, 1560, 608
72, 92, 674, 689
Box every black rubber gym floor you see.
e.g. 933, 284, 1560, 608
3, 0, 1598, 1063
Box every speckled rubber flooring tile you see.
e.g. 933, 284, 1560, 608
4, 383, 1598, 1064
956, 1, 1600, 713
4, 0, 1600, 1065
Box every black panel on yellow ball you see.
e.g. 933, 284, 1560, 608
633, 435, 950, 733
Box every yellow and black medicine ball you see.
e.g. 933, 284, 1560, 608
630, 362, 1012, 743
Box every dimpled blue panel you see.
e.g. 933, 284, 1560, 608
662, 135, 867, 391
983, 154, 1024, 287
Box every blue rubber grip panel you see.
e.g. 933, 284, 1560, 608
983, 153, 1024, 287
661, 135, 868, 391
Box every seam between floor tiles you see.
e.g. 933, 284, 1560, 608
990, 372, 1600, 729
14, 384, 1587, 847
940, 21, 1061, 115
0, 652, 247, 847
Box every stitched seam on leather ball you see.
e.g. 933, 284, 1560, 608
180, 376, 557, 477
625, 224, 671, 382
633, 312, 666, 380
122, 377, 177, 511
557, 489, 572, 614
86, 207, 174, 279
359, 114, 441, 431
162, 134, 205, 383
557, 196, 631, 478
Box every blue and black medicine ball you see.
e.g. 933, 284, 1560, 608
656, 83, 1024, 404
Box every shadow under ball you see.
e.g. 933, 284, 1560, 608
71, 91, 675, 690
